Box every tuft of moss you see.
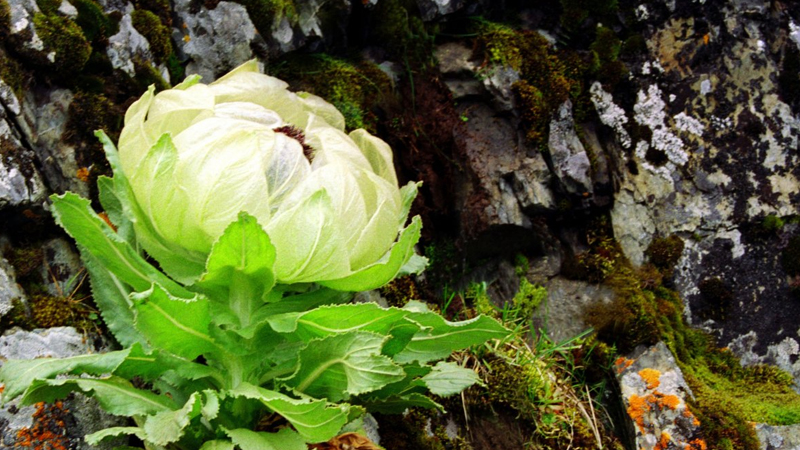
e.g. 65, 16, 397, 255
131, 9, 171, 62
761, 214, 785, 234
781, 235, 800, 276
0, 48, 25, 99
645, 235, 685, 277
0, 0, 10, 34
70, 0, 118, 45
231, 0, 296, 38
134, 0, 171, 26
32, 12, 92, 75
589, 25, 627, 87
36, 0, 61, 15
270, 53, 392, 132
475, 21, 585, 149
379, 276, 420, 308
63, 91, 119, 166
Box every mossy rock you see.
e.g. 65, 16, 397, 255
71, 0, 118, 44
231, 0, 296, 38
645, 235, 685, 276
32, 12, 92, 75
36, 0, 61, 15
0, 0, 10, 34
131, 9, 171, 62
0, 48, 26, 99
135, 0, 171, 26
270, 53, 392, 132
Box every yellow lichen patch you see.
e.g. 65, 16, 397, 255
627, 394, 652, 431
15, 401, 70, 450
639, 368, 662, 390
98, 212, 116, 231
683, 408, 701, 426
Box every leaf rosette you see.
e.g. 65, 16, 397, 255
117, 60, 422, 288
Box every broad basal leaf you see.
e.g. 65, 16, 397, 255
199, 440, 235, 450
50, 192, 192, 299
394, 313, 509, 364
281, 331, 404, 402
229, 383, 350, 443
85, 427, 146, 445
225, 427, 306, 450
421, 361, 481, 396
143, 392, 203, 446
82, 250, 147, 348
358, 393, 442, 415
0, 346, 136, 400
22, 376, 175, 416
132, 283, 222, 360
267, 303, 411, 341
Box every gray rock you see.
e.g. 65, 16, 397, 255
0, 257, 25, 318
106, 12, 153, 78
548, 100, 593, 195
482, 65, 520, 112
535, 277, 614, 344
415, 0, 468, 21
616, 342, 702, 450
6, 0, 46, 60
0, 327, 123, 450
18, 87, 89, 197
435, 42, 477, 75
756, 423, 800, 450
174, 1, 258, 82
37, 238, 83, 298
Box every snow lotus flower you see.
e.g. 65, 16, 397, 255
116, 60, 422, 289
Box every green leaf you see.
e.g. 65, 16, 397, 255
0, 347, 135, 400
318, 215, 423, 292
143, 392, 203, 446
195, 212, 276, 328
132, 284, 222, 360
97, 175, 136, 245
115, 346, 221, 385
225, 427, 306, 450
359, 393, 442, 414
85, 427, 146, 445
281, 331, 404, 402
22, 377, 175, 416
82, 251, 147, 348
229, 383, 350, 443
394, 313, 509, 364
421, 362, 481, 396
197, 212, 276, 298
50, 192, 191, 298
199, 440, 235, 450
267, 303, 412, 342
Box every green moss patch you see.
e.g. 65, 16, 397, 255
270, 53, 392, 132
0, 48, 25, 99
32, 12, 92, 75
0, 0, 10, 34
474, 21, 586, 149
70, 0, 118, 44
131, 9, 171, 62
231, 0, 295, 38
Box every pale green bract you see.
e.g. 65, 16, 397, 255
0, 62, 509, 450
119, 59, 422, 287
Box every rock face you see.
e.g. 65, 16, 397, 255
616, 342, 704, 450
0, 327, 123, 449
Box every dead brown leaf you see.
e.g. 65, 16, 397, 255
308, 432, 382, 450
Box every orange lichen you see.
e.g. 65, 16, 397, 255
639, 368, 662, 389
615, 356, 634, 374
688, 438, 707, 450
627, 394, 652, 431
97, 212, 116, 231
14, 402, 70, 450
656, 393, 681, 410
655, 431, 671, 450
76, 167, 90, 182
